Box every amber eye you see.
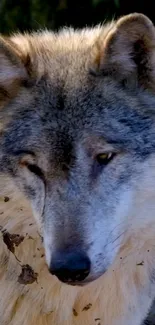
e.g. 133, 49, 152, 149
96, 152, 115, 166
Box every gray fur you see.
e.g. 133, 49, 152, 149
1, 13, 155, 325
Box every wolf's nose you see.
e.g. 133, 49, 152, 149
49, 250, 91, 284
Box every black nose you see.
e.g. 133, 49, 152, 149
49, 250, 91, 284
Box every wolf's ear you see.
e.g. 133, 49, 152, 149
0, 36, 28, 97
95, 13, 155, 89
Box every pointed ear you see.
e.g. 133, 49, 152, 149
0, 36, 28, 101
94, 13, 155, 89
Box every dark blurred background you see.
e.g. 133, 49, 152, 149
0, 0, 154, 34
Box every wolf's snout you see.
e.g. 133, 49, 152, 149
49, 250, 91, 284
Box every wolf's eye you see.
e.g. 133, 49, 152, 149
96, 152, 115, 166
27, 164, 45, 181
18, 154, 45, 181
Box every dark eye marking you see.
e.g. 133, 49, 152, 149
13, 150, 45, 183
12, 150, 36, 157
27, 164, 45, 181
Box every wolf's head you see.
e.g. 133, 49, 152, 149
1, 13, 155, 285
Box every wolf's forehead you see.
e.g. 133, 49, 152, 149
11, 28, 102, 85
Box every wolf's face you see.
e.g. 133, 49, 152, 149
1, 13, 155, 285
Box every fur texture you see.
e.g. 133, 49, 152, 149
0, 186, 155, 325
0, 13, 155, 325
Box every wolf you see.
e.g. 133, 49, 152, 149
0, 12, 155, 325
